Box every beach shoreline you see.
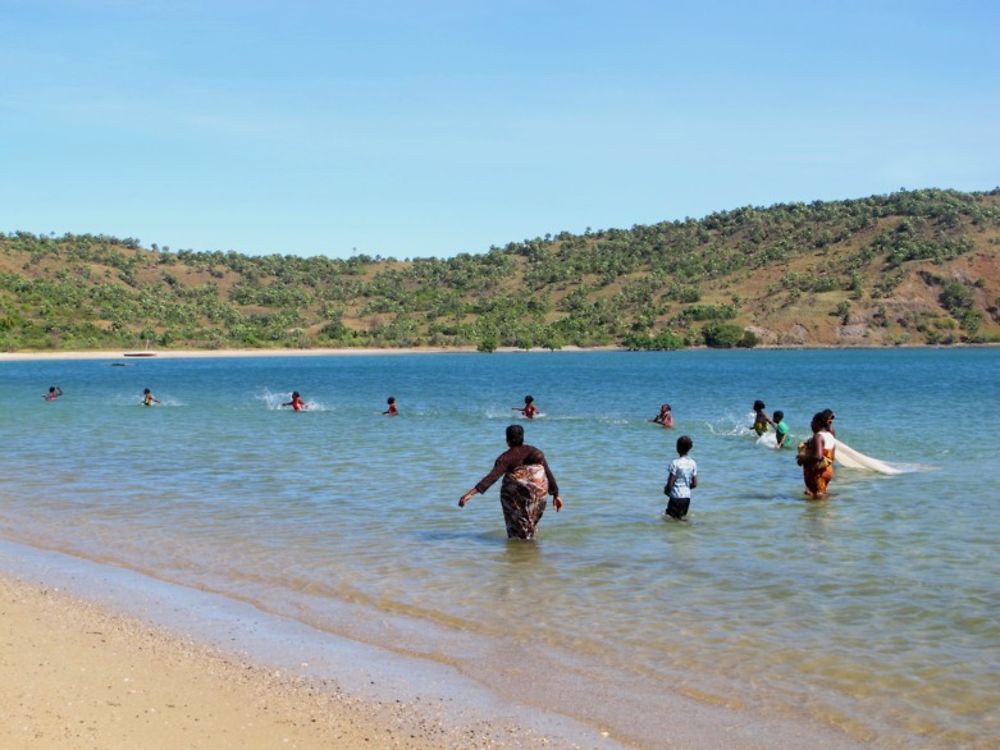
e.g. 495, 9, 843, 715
0, 541, 621, 750
0, 539, 865, 750
0, 573, 587, 750
1, 342, 995, 362
0, 346, 484, 362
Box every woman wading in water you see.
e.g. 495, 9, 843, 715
459, 424, 563, 539
798, 410, 837, 499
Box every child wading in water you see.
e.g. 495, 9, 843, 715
664, 435, 698, 520
752, 400, 773, 435
383, 396, 398, 416
513, 395, 538, 419
142, 388, 160, 406
773, 410, 789, 448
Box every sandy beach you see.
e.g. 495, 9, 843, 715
0, 573, 585, 750
0, 347, 471, 362
1, 343, 991, 363
0, 345, 633, 362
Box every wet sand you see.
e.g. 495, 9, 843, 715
0, 574, 581, 750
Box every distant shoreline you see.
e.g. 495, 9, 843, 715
1, 342, 996, 362
0, 345, 608, 361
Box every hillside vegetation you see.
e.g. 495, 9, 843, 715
2, 188, 999, 352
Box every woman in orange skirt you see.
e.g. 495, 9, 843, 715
798, 411, 837, 499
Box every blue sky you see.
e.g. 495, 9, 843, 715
2, 1, 997, 259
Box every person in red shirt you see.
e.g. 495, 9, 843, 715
651, 403, 674, 428
283, 391, 305, 412
459, 424, 563, 539
512, 394, 538, 419
383, 396, 398, 416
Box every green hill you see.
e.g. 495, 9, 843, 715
2, 187, 998, 351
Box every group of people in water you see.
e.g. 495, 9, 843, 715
279, 391, 400, 415
750, 400, 838, 500
655, 398, 838, 501
44, 384, 162, 406
456, 397, 839, 540
43, 383, 840, 540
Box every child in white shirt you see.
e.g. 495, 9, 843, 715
664, 435, 698, 520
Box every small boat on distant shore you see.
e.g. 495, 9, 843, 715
124, 340, 156, 357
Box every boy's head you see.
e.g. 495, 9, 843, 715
773, 410, 784, 422
387, 396, 395, 404
661, 403, 671, 411
143, 388, 151, 395
753, 400, 765, 411
676, 435, 693, 456
524, 395, 534, 404
506, 424, 525, 446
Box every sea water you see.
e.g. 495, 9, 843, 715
1, 349, 997, 747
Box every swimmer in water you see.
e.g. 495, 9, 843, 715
43, 386, 63, 401
283, 391, 305, 411
651, 403, 674, 428
752, 400, 773, 436
513, 395, 538, 419
142, 388, 160, 406
383, 396, 398, 416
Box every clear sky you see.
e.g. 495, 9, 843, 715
2, 1, 997, 259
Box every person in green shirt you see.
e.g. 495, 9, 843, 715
773, 410, 789, 448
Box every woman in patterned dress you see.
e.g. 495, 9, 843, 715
459, 425, 563, 539
798, 411, 837, 499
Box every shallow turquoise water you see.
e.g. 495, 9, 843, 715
1, 349, 997, 747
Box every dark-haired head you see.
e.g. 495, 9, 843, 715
820, 408, 835, 425
676, 435, 693, 455
753, 400, 765, 411
143, 388, 151, 394
387, 396, 395, 404
661, 403, 671, 411
49, 386, 57, 393
292, 391, 300, 398
506, 424, 525, 446
524, 395, 534, 404
811, 411, 825, 432
773, 410, 784, 422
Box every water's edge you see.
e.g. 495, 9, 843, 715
0, 538, 862, 749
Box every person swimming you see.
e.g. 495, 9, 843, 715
651, 403, 674, 428
282, 391, 305, 411
43, 386, 63, 401
142, 388, 160, 406
513, 395, 538, 419
383, 396, 398, 416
